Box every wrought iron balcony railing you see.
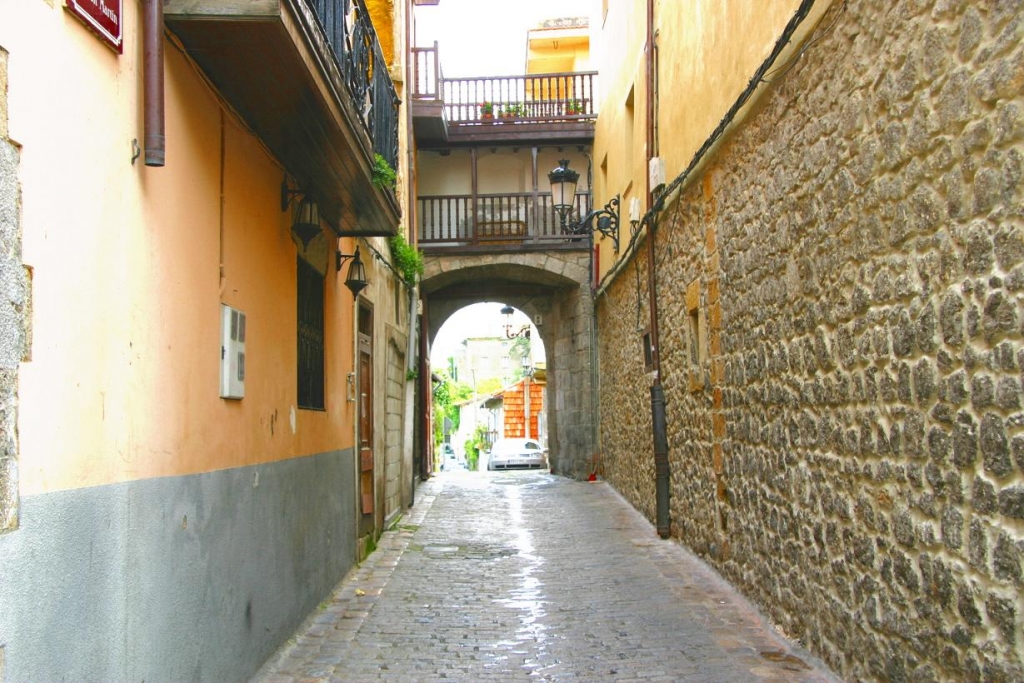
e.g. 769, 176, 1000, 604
418, 192, 592, 246
313, 0, 400, 171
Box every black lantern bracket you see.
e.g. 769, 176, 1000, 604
336, 248, 358, 272
562, 195, 621, 253
281, 178, 324, 249
583, 195, 620, 252
500, 304, 531, 339
336, 246, 369, 298
548, 159, 620, 252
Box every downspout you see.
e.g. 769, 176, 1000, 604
419, 296, 432, 480
523, 374, 530, 440
143, 0, 165, 167
404, 0, 424, 495
645, 0, 670, 539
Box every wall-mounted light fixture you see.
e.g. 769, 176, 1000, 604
628, 196, 643, 236
500, 304, 531, 339
337, 246, 369, 297
548, 159, 621, 252
281, 180, 322, 248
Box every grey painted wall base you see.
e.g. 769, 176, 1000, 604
0, 448, 356, 682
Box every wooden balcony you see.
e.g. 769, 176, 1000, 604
165, 0, 401, 236
411, 44, 596, 148
418, 192, 592, 252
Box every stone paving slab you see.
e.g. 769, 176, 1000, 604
253, 472, 842, 682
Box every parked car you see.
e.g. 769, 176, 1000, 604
439, 443, 464, 471
486, 438, 548, 471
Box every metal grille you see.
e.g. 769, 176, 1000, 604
297, 257, 325, 410
309, 0, 400, 171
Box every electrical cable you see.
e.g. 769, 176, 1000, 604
763, 0, 847, 84
362, 238, 415, 288
595, 0, 822, 294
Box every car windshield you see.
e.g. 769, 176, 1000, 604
492, 439, 540, 454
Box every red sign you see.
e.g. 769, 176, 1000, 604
66, 0, 123, 54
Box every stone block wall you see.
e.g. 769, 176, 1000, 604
0, 44, 25, 534
596, 0, 1024, 679
423, 250, 596, 477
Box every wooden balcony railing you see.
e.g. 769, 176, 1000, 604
418, 192, 592, 245
411, 44, 597, 125
412, 42, 442, 100
312, 0, 400, 170
442, 72, 596, 123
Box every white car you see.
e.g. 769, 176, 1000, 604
486, 438, 548, 471
439, 444, 463, 471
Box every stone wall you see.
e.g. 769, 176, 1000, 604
0, 44, 25, 534
423, 249, 596, 477
596, 0, 1024, 679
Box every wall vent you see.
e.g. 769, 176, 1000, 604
220, 304, 246, 399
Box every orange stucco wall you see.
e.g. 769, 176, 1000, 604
5, 1, 356, 495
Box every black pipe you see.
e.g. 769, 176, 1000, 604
143, 0, 165, 167
652, 383, 670, 537
645, 0, 670, 539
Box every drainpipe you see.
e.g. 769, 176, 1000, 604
645, 0, 670, 539
523, 373, 531, 440
143, 0, 165, 167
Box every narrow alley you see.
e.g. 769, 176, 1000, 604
254, 472, 840, 682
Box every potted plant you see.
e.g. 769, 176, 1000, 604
566, 99, 583, 115
480, 101, 494, 119
504, 103, 524, 119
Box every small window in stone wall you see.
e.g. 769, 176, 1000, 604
642, 330, 653, 372
688, 311, 701, 367
685, 280, 705, 391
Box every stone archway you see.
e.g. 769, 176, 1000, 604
422, 250, 596, 479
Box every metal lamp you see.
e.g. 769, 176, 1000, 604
281, 180, 323, 248
547, 159, 621, 252
548, 159, 580, 217
337, 247, 369, 298
500, 304, 530, 339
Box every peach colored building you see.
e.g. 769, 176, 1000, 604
0, 0, 417, 679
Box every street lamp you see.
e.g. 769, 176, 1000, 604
547, 159, 621, 252
336, 246, 369, 298
500, 304, 530, 339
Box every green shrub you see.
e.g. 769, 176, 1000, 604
372, 153, 397, 190
388, 233, 424, 286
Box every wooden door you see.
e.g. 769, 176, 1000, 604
358, 330, 374, 515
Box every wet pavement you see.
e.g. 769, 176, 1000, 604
253, 471, 841, 682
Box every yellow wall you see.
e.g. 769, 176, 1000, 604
367, 0, 396, 66
527, 27, 590, 74
591, 0, 831, 278
5, 1, 357, 495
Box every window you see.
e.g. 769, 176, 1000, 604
297, 256, 325, 410
642, 330, 654, 372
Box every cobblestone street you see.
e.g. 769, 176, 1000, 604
254, 472, 841, 682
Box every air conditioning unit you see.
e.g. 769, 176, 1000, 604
220, 304, 246, 400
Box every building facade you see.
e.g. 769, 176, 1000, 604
0, 0, 417, 679
592, 0, 1024, 679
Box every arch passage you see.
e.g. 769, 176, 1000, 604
422, 253, 597, 479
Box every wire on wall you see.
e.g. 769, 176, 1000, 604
595, 0, 825, 295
